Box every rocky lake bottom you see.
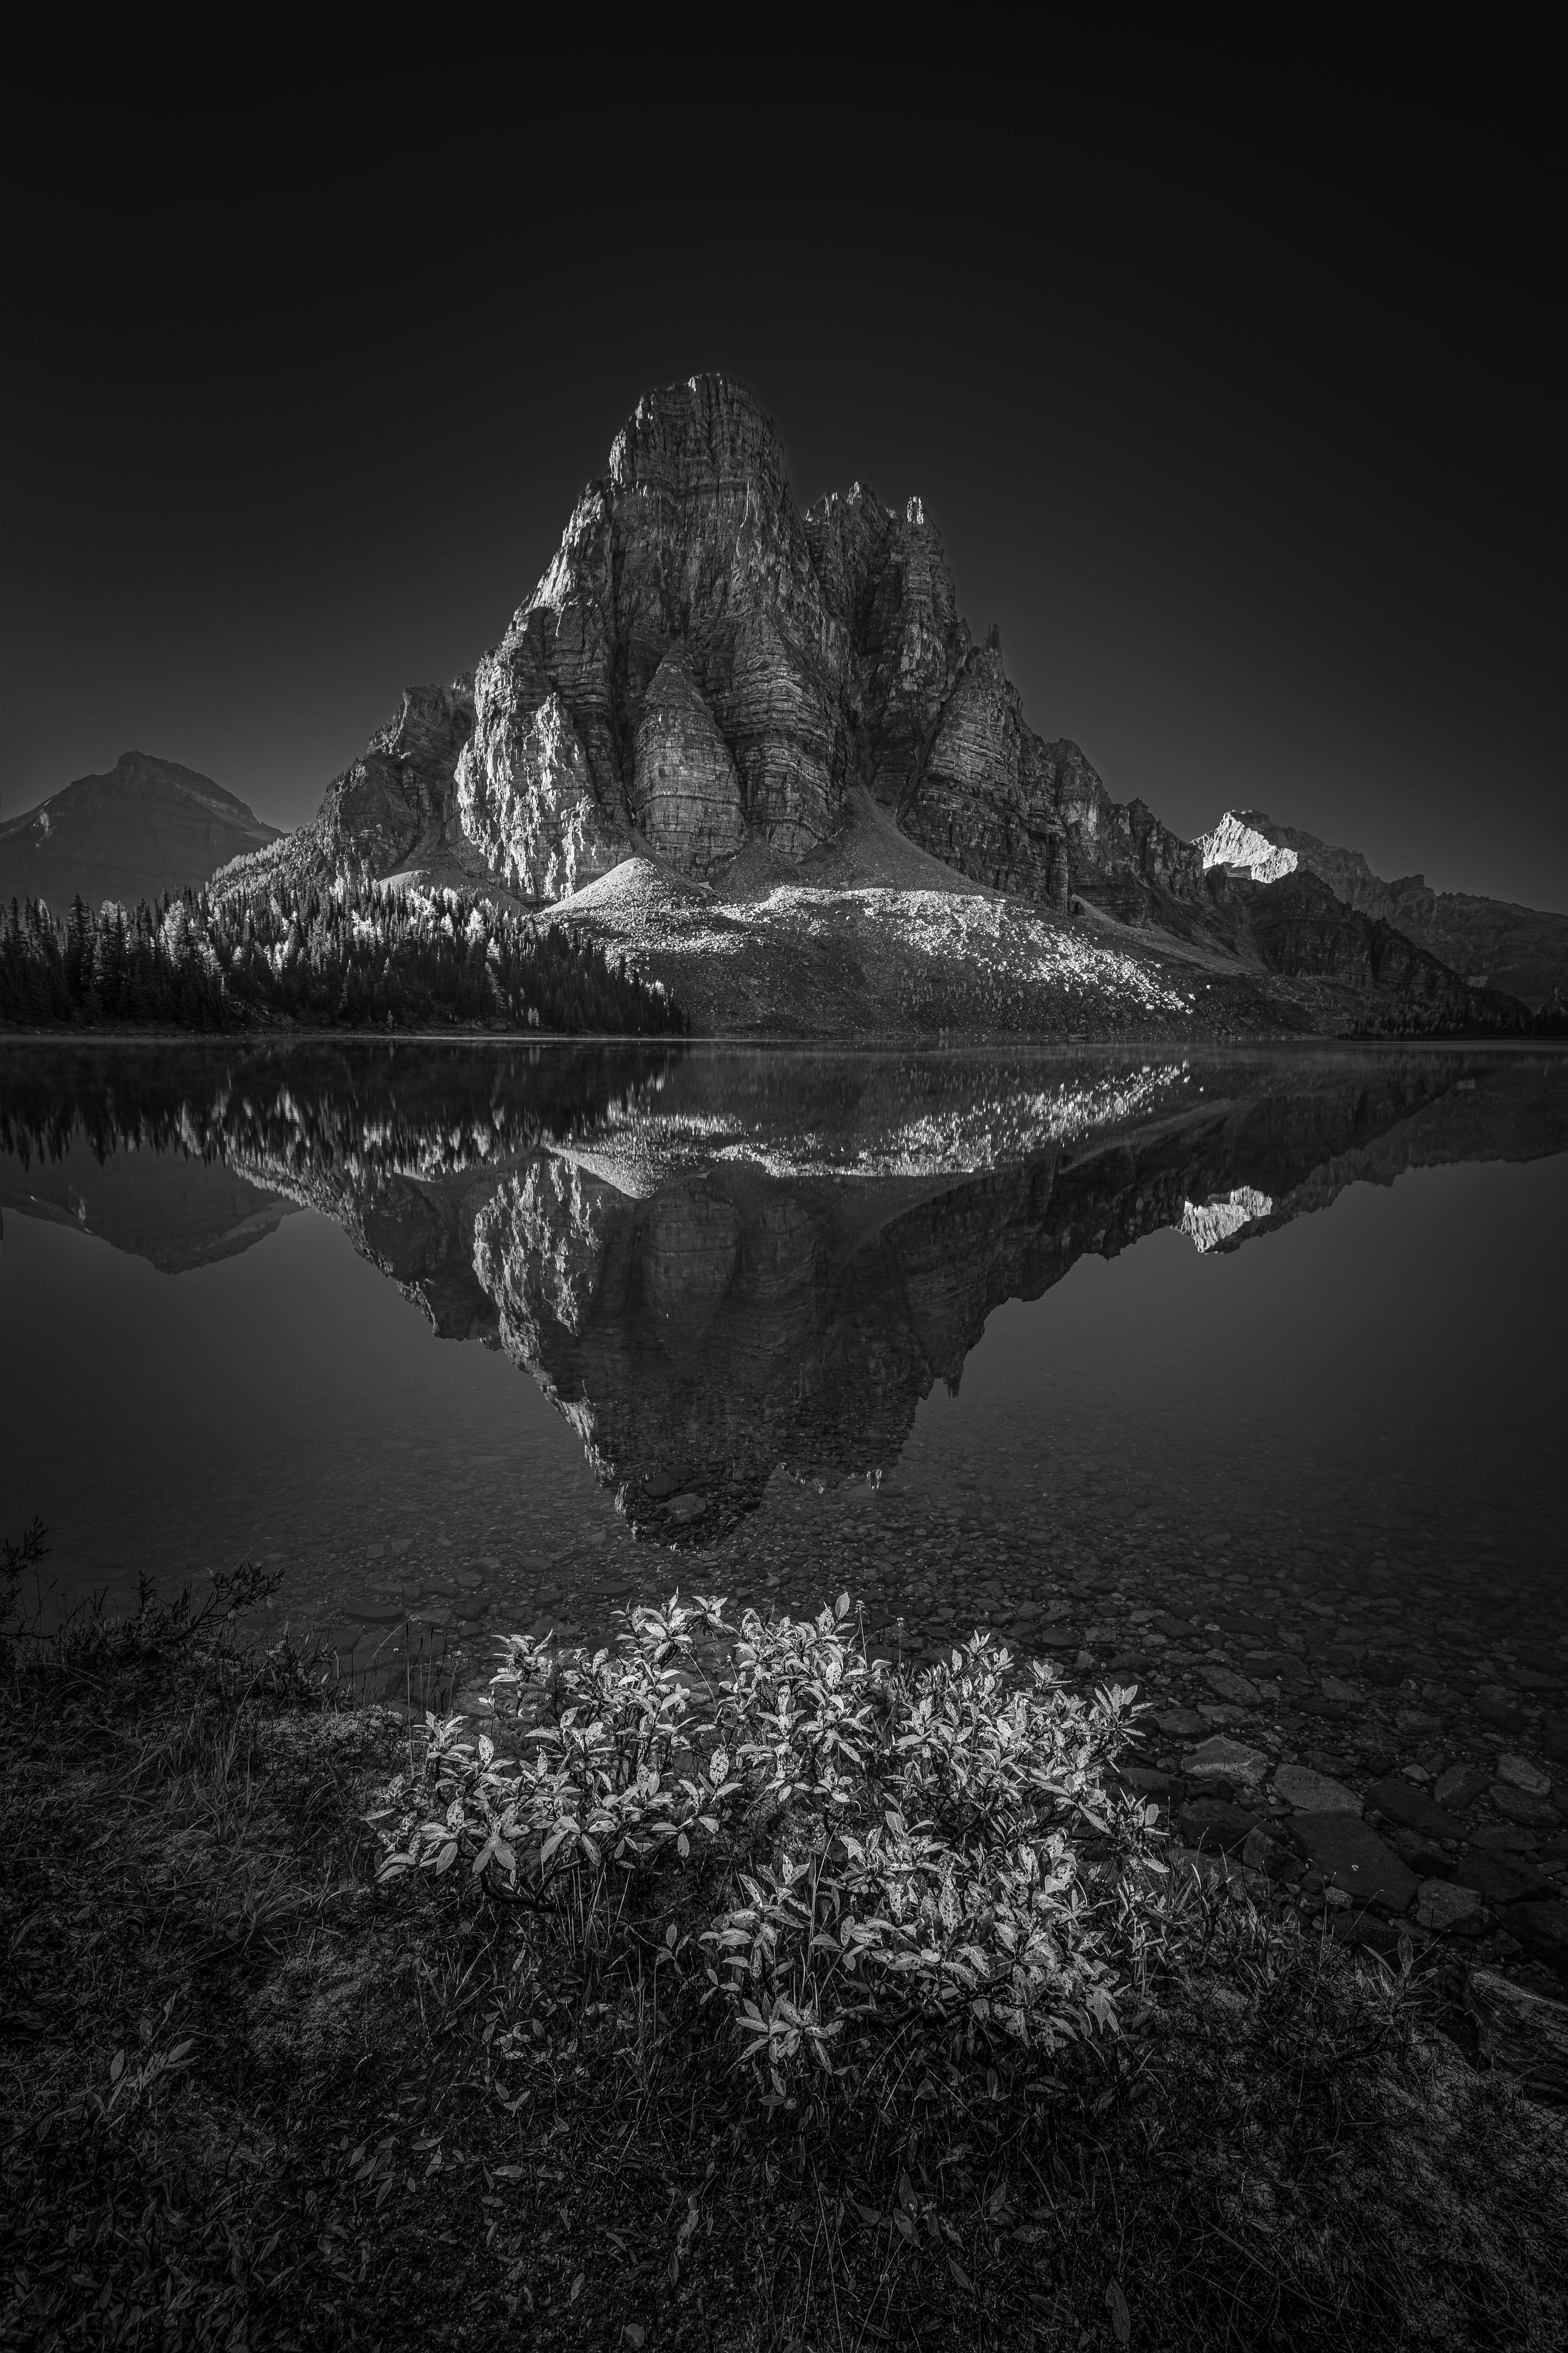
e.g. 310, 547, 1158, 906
4, 1036, 1566, 2005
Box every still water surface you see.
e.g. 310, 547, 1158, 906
3, 1040, 1565, 1711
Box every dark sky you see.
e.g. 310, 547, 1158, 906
7, 70, 1562, 908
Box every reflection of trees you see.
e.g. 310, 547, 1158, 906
0, 1041, 681, 1177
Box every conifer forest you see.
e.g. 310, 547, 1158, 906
0, 882, 685, 1035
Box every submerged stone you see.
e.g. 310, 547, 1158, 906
1365, 1775, 1459, 1840
1202, 1665, 1263, 1706
1155, 1707, 1208, 1740
1273, 1763, 1361, 1814
1414, 1879, 1483, 1932
1452, 1852, 1552, 1906
1498, 1753, 1553, 1797
1179, 1798, 1260, 1853
1285, 1812, 1419, 1914
1434, 1763, 1492, 1810
1491, 1786, 1562, 1828
1182, 1735, 1268, 1786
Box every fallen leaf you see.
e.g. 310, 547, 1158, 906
1106, 2277, 1131, 2344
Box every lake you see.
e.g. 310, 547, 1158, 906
3, 1038, 1566, 1767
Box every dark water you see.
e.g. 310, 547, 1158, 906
3, 1039, 1566, 1721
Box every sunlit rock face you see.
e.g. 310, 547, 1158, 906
463, 375, 842, 877
456, 690, 622, 901
1197, 811, 1300, 887
214, 682, 475, 899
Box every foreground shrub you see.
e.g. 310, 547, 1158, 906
7, 1568, 1566, 2351
373, 1593, 1173, 2098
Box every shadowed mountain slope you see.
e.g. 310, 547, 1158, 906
1200, 810, 1568, 1013
1, 753, 280, 913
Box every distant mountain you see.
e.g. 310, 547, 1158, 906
1198, 810, 1568, 1013
0, 752, 281, 913
0, 1143, 296, 1273
209, 374, 1532, 1037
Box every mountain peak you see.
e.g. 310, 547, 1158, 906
608, 373, 786, 499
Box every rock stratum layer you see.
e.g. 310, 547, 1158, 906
0, 753, 280, 913
209, 373, 1544, 1036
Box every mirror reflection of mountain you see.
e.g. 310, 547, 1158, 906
5, 1043, 1564, 1542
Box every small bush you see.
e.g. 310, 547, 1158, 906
372, 1592, 1174, 2101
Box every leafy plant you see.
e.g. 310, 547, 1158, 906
372, 1593, 1172, 2099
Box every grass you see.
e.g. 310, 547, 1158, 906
3, 1573, 1566, 2352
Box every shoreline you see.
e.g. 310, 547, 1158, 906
5, 1023, 1564, 1049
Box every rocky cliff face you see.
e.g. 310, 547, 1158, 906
0, 752, 281, 912
1199, 809, 1568, 1011
216, 683, 474, 898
